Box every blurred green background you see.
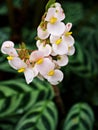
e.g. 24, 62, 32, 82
0, 0, 98, 130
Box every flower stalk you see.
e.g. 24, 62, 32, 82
52, 85, 66, 117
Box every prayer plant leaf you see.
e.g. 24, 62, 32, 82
0, 78, 54, 118
15, 101, 58, 130
63, 103, 94, 130
63, 2, 84, 25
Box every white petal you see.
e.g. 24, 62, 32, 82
45, 8, 56, 21
30, 50, 44, 62
55, 6, 65, 21
36, 58, 55, 75
1, 41, 14, 54
65, 23, 72, 32
8, 57, 27, 70
24, 67, 38, 84
52, 42, 68, 55
1, 41, 18, 56
56, 55, 68, 66
63, 35, 75, 47
67, 46, 75, 56
47, 69, 64, 85
53, 2, 61, 7
50, 35, 60, 44
38, 44, 52, 56
37, 26, 50, 39
47, 22, 65, 36
4, 47, 18, 56
36, 40, 43, 48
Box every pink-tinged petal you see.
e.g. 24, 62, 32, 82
47, 69, 64, 85
30, 50, 44, 62
47, 22, 65, 36
56, 55, 68, 66
52, 42, 68, 55
45, 8, 56, 21
38, 44, 52, 56
8, 57, 27, 70
24, 67, 38, 84
4, 47, 18, 56
1, 41, 18, 56
55, 6, 65, 21
67, 46, 75, 56
37, 26, 50, 40
63, 35, 75, 47
36, 58, 55, 75
65, 23, 72, 32
1, 41, 14, 54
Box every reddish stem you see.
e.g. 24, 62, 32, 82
52, 85, 66, 117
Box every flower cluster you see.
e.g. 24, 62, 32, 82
1, 2, 75, 85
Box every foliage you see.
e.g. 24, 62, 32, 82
0, 78, 58, 130
63, 103, 94, 130
0, 0, 98, 129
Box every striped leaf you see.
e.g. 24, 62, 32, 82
63, 103, 94, 130
15, 101, 58, 130
0, 78, 54, 118
67, 43, 94, 78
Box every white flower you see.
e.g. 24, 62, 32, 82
30, 50, 55, 76
36, 40, 52, 56
67, 46, 75, 56
63, 23, 75, 47
30, 50, 44, 62
1, 41, 18, 56
37, 26, 50, 40
45, 69, 64, 85
45, 7, 65, 36
51, 2, 61, 8
8, 57, 38, 84
55, 55, 68, 67
50, 35, 68, 55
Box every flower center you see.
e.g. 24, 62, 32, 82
18, 68, 25, 73
65, 32, 72, 36
36, 58, 44, 64
55, 38, 62, 45
7, 56, 13, 60
50, 17, 57, 24
48, 70, 55, 76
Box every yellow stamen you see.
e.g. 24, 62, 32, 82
50, 17, 57, 24
48, 70, 55, 76
36, 58, 44, 64
7, 56, 13, 60
55, 38, 62, 45
65, 31, 72, 36
18, 68, 25, 73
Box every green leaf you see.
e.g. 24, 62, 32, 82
45, 0, 56, 11
15, 101, 58, 130
0, 27, 11, 45
63, 2, 84, 25
0, 3, 8, 15
63, 103, 94, 130
0, 78, 54, 118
